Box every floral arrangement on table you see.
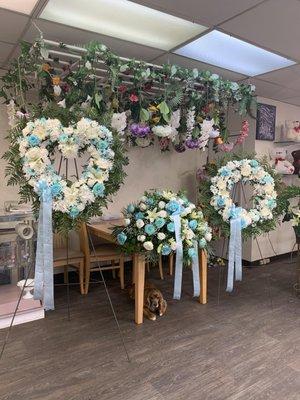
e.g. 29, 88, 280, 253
113, 190, 212, 264
0, 40, 256, 154
197, 154, 294, 238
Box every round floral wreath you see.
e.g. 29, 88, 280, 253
113, 189, 212, 264
19, 117, 114, 218
210, 159, 277, 229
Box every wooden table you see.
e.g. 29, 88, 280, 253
88, 220, 208, 324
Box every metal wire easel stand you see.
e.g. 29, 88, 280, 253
0, 156, 130, 363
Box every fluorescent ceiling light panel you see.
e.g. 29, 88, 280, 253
40, 0, 207, 51
0, 0, 38, 14
175, 30, 296, 76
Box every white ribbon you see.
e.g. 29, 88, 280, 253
34, 182, 54, 310
226, 217, 242, 292
173, 216, 201, 299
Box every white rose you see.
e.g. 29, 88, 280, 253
170, 242, 177, 251
185, 229, 194, 240
157, 210, 167, 218
137, 235, 146, 242
260, 207, 271, 218
264, 184, 275, 194
136, 219, 145, 228
139, 203, 147, 211
205, 232, 212, 242
143, 241, 154, 251
124, 218, 131, 226
157, 232, 166, 240
241, 165, 251, 177
158, 201, 165, 209
85, 61, 92, 70
217, 180, 226, 190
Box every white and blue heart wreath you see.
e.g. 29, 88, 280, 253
19, 117, 115, 218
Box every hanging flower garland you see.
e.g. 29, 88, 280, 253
113, 190, 212, 264
198, 155, 285, 238
0, 39, 256, 154
19, 117, 115, 219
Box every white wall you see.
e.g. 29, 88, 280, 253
250, 97, 300, 261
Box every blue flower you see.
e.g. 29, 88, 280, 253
219, 167, 231, 177
145, 197, 155, 206
261, 174, 274, 184
51, 182, 62, 197
145, 224, 156, 235
27, 134, 40, 147
250, 159, 259, 168
134, 212, 144, 220
161, 244, 171, 256
267, 199, 276, 209
216, 196, 225, 207
188, 247, 197, 258
198, 238, 207, 249
155, 217, 165, 229
97, 140, 109, 150
69, 206, 80, 219
127, 204, 135, 213
58, 133, 68, 143
189, 219, 198, 230
166, 200, 181, 215
117, 232, 127, 245
93, 182, 105, 197
167, 222, 175, 232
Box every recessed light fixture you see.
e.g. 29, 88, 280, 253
0, 0, 38, 15
175, 30, 296, 77
40, 0, 207, 51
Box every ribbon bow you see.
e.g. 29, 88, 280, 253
33, 180, 54, 310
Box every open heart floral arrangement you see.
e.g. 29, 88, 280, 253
19, 117, 114, 219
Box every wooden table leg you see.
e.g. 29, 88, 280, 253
199, 249, 207, 304
169, 253, 174, 276
134, 253, 145, 324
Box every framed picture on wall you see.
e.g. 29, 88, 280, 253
256, 103, 276, 141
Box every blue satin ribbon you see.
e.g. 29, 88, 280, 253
173, 213, 200, 300
33, 181, 54, 310
226, 210, 242, 292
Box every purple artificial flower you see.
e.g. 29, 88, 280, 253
174, 143, 186, 153
129, 123, 151, 138
185, 138, 201, 149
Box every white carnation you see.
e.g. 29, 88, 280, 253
143, 241, 154, 251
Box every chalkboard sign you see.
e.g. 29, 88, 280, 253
256, 103, 276, 141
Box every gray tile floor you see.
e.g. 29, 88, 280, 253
0, 257, 299, 400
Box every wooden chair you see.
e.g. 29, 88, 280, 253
80, 224, 124, 294
53, 233, 85, 295
145, 253, 174, 280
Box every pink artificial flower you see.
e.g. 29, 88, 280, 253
129, 93, 139, 103
235, 120, 249, 145
219, 143, 234, 153
118, 84, 127, 93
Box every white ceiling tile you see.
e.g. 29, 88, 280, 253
220, 0, 300, 61
25, 19, 164, 61
0, 42, 14, 65
130, 0, 263, 26
256, 64, 300, 90
0, 0, 38, 15
153, 53, 247, 81
246, 78, 300, 100
0, 9, 29, 43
